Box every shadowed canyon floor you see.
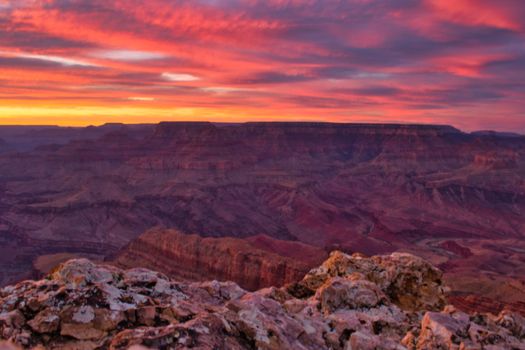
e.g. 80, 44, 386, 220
0, 122, 524, 312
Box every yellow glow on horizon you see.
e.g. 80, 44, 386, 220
0, 104, 329, 126
0, 105, 196, 126
0, 102, 479, 129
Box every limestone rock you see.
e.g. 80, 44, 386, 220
0, 255, 523, 349
27, 309, 59, 333
315, 277, 388, 314
0, 342, 20, 350
290, 251, 447, 311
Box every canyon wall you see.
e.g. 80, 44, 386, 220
114, 228, 327, 291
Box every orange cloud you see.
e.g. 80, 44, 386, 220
427, 0, 524, 31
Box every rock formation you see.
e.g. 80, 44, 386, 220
1, 251, 524, 349
114, 228, 327, 291
448, 294, 525, 316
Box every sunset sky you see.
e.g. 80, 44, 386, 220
0, 0, 524, 131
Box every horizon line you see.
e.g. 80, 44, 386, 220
1, 120, 523, 136
0, 120, 461, 128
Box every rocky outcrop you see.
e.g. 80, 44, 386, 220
0, 342, 19, 350
287, 251, 447, 312
113, 229, 327, 291
1, 252, 524, 349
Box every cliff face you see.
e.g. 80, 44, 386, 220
1, 252, 524, 350
113, 228, 327, 291
448, 294, 525, 316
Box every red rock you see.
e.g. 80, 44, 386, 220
438, 241, 473, 258
136, 306, 157, 326
348, 331, 405, 350
448, 294, 525, 316
417, 312, 469, 349
114, 228, 327, 291
315, 277, 387, 314
289, 251, 447, 311
0, 342, 20, 350
27, 309, 59, 333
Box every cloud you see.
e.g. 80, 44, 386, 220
426, 0, 525, 32
0, 50, 98, 67
91, 49, 168, 61
0, 29, 93, 50
346, 86, 401, 97
20, 53, 97, 67
0, 56, 60, 69
201, 87, 249, 94
127, 96, 155, 101
161, 72, 200, 82
233, 71, 312, 85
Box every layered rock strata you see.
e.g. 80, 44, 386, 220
114, 229, 327, 290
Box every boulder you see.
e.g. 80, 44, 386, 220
315, 277, 388, 313
290, 251, 446, 311
0, 342, 20, 350
27, 308, 60, 333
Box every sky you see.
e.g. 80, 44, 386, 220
0, 0, 524, 131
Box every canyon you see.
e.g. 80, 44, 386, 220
0, 122, 524, 314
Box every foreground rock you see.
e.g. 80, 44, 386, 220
1, 252, 523, 349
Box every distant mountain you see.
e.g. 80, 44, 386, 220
0, 123, 155, 152
471, 130, 524, 138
